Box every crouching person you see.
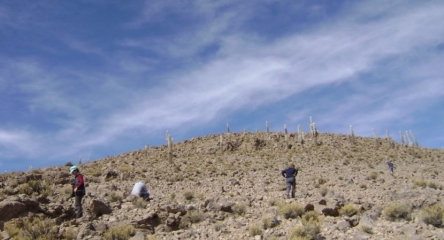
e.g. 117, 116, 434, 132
131, 181, 150, 201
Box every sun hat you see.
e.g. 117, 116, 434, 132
70, 165, 78, 174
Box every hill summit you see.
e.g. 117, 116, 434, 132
1, 132, 443, 239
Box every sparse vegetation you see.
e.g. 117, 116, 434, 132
107, 192, 123, 202
340, 204, 359, 217
413, 179, 428, 188
233, 202, 247, 216
103, 225, 136, 240
183, 191, 195, 201
279, 203, 304, 219
249, 224, 263, 237
370, 171, 378, 180
422, 204, 443, 227
288, 217, 322, 240
5, 217, 58, 239
383, 203, 412, 221
1, 132, 444, 239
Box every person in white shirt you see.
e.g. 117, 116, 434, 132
131, 181, 150, 201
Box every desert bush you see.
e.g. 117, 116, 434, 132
413, 179, 427, 188
65, 161, 74, 166
319, 187, 328, 197
359, 183, 367, 189
427, 181, 439, 190
268, 198, 281, 207
422, 204, 443, 227
301, 211, 320, 223
183, 191, 194, 201
383, 203, 411, 221
233, 203, 247, 216
340, 204, 359, 217
262, 217, 272, 229
18, 183, 34, 195
5, 217, 58, 239
279, 203, 304, 219
179, 210, 205, 229
370, 172, 378, 180
63, 227, 76, 240
107, 192, 123, 203
103, 225, 136, 240
248, 224, 263, 237
18, 180, 53, 197
59, 185, 73, 196
1, 186, 15, 195
288, 218, 321, 240
132, 197, 148, 209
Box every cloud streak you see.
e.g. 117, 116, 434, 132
0, 0, 443, 171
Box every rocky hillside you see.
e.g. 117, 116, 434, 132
1, 132, 444, 240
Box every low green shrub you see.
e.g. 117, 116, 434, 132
370, 172, 378, 180
288, 218, 321, 240
5, 217, 58, 239
107, 192, 123, 203
279, 203, 304, 219
422, 204, 443, 227
183, 191, 194, 201
233, 203, 247, 216
248, 224, 262, 237
103, 225, 136, 240
383, 203, 411, 221
340, 204, 359, 217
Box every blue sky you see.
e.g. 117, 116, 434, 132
1, 0, 443, 172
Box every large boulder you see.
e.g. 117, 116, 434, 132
0, 200, 27, 221
89, 199, 112, 217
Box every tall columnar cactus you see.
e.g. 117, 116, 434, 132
372, 128, 380, 146
386, 130, 395, 148
145, 144, 149, 159
219, 134, 223, 153
349, 125, 355, 143
226, 123, 230, 133
28, 165, 32, 171
284, 132, 289, 150
405, 131, 413, 146
310, 121, 318, 145
284, 124, 288, 134
78, 156, 82, 166
166, 130, 173, 162
409, 130, 419, 147
399, 131, 405, 145
297, 125, 304, 144
266, 121, 269, 133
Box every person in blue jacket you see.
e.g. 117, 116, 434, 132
281, 163, 298, 198
387, 160, 394, 175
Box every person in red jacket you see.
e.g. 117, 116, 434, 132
70, 165, 86, 218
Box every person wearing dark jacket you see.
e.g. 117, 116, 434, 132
281, 164, 298, 198
387, 161, 394, 175
70, 165, 86, 218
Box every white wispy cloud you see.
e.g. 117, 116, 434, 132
0, 0, 443, 170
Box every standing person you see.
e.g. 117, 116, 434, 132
70, 166, 86, 218
387, 161, 394, 175
281, 163, 298, 198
